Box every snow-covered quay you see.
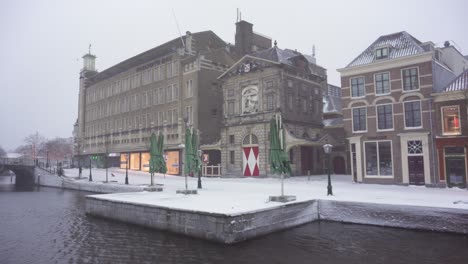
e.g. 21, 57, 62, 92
51, 168, 468, 243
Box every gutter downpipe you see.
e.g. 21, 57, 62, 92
429, 97, 437, 187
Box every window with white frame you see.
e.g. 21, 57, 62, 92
167, 62, 172, 78
166, 85, 173, 102
158, 112, 164, 126
185, 105, 193, 125
404, 101, 422, 128
172, 61, 179, 76
173, 84, 179, 100
352, 106, 367, 132
186, 79, 193, 98
375, 72, 390, 95
365, 141, 393, 176
402, 68, 419, 91
153, 66, 160, 82
351, 77, 365, 97
375, 47, 389, 60
442, 105, 461, 135
158, 88, 164, 104
377, 104, 393, 130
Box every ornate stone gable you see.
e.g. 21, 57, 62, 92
220, 57, 277, 79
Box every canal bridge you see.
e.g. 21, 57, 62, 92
0, 157, 36, 185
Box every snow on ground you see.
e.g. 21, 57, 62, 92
64, 168, 468, 215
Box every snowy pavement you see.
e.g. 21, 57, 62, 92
64, 168, 468, 215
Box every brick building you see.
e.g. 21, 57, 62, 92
339, 32, 468, 185
76, 31, 235, 175
433, 69, 468, 188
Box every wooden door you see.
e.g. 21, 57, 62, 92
301, 147, 313, 175
333, 156, 346, 174
408, 156, 425, 185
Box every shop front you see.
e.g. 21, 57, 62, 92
119, 150, 181, 175
436, 138, 468, 188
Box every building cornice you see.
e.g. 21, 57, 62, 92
432, 90, 467, 102
338, 52, 433, 77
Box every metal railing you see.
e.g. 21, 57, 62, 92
202, 165, 222, 177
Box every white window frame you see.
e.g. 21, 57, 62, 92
352, 106, 367, 133
350, 76, 365, 98
363, 140, 394, 178
401, 67, 420, 92
403, 100, 423, 129
186, 79, 193, 98
374, 72, 391, 95
376, 103, 394, 132
441, 105, 462, 136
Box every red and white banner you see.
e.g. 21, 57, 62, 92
243, 146, 259, 176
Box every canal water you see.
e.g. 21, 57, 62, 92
1, 176, 467, 264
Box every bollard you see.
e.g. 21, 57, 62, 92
307, 170, 310, 181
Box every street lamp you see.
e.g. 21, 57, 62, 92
197, 149, 202, 189
125, 153, 129, 185
323, 143, 333, 196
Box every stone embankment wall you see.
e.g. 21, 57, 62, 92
86, 197, 468, 244
86, 197, 319, 244
318, 200, 468, 234
34, 168, 145, 193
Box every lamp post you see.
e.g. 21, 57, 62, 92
323, 143, 333, 196
89, 155, 93, 182
125, 153, 129, 185
197, 149, 202, 189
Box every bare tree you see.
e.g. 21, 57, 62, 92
0, 146, 6, 157
45, 137, 73, 161
24, 131, 46, 158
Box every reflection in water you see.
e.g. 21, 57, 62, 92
0, 178, 467, 264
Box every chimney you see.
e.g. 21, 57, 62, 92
235, 20, 253, 56
444, 41, 450, 47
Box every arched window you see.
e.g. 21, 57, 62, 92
242, 134, 259, 146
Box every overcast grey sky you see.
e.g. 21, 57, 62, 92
0, 0, 467, 151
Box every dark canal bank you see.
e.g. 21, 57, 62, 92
1, 176, 467, 264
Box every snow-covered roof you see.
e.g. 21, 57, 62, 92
6, 153, 23, 158
252, 46, 316, 66
444, 69, 468, 92
322, 117, 343, 127
323, 95, 342, 114
347, 31, 425, 67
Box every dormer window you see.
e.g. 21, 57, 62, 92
375, 47, 389, 60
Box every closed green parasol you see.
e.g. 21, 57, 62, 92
192, 130, 202, 175
269, 115, 291, 196
156, 132, 167, 175
183, 127, 194, 190
149, 132, 166, 186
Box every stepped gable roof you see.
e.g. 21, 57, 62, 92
346, 31, 425, 67
444, 69, 468, 92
